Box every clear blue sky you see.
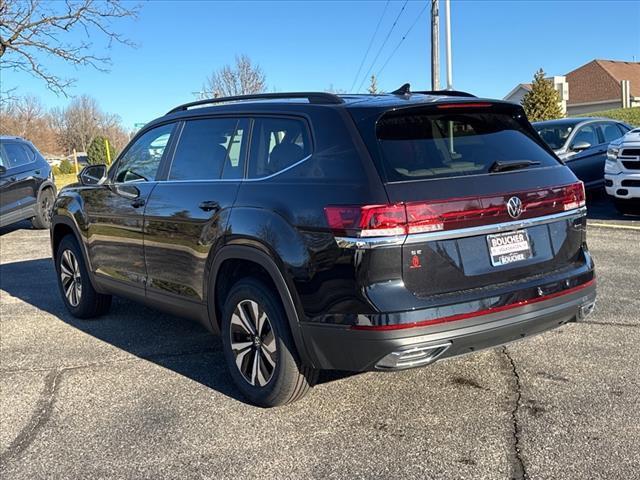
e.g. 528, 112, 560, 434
5, 0, 640, 129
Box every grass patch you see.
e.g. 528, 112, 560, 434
574, 106, 640, 126
54, 173, 78, 190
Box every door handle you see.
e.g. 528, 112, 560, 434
10, 176, 16, 182
34, 170, 41, 174
131, 198, 146, 208
198, 200, 220, 212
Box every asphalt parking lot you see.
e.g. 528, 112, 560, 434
1, 198, 639, 480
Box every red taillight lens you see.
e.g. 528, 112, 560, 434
436, 102, 493, 109
406, 199, 486, 233
562, 181, 586, 211
324, 204, 406, 237
325, 182, 585, 238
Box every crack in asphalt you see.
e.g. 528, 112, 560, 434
0, 368, 64, 470
0, 346, 217, 469
502, 346, 528, 480
578, 321, 639, 328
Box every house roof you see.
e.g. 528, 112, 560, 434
595, 60, 640, 97
502, 83, 531, 101
566, 59, 640, 105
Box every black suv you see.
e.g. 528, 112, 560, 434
1, 136, 56, 229
51, 89, 596, 406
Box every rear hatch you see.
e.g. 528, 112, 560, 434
357, 101, 587, 300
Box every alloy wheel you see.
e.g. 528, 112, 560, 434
60, 249, 82, 307
41, 192, 52, 225
229, 299, 277, 387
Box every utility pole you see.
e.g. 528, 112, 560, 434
444, 0, 453, 89
431, 0, 440, 90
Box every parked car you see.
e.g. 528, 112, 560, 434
0, 136, 56, 229
605, 127, 640, 214
533, 117, 631, 189
50, 89, 596, 406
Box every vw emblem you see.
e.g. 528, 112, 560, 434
506, 196, 523, 219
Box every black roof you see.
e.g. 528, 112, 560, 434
164, 91, 509, 114
148, 86, 521, 131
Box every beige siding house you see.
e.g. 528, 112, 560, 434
504, 59, 640, 115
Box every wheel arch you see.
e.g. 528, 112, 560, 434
208, 244, 315, 368
37, 179, 56, 197
50, 214, 102, 292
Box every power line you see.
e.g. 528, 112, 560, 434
356, 0, 409, 93
349, 0, 390, 93
375, 2, 429, 79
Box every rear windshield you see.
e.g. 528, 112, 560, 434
376, 110, 559, 182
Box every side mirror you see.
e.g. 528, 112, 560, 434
571, 141, 591, 152
78, 164, 108, 186
0, 165, 6, 176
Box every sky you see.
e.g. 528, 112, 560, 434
4, 0, 640, 129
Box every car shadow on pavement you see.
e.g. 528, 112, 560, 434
0, 220, 36, 236
586, 189, 640, 222
0, 257, 356, 404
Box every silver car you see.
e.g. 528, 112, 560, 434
533, 117, 631, 189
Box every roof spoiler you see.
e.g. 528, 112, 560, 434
390, 82, 476, 98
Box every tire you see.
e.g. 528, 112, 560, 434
31, 187, 55, 229
221, 278, 318, 407
55, 235, 112, 318
614, 198, 640, 216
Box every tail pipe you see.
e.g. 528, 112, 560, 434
576, 301, 596, 320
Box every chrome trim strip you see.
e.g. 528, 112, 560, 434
140, 154, 313, 184
334, 235, 405, 249
404, 206, 587, 244
242, 154, 313, 182
334, 207, 586, 249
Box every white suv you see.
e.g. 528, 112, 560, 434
605, 127, 640, 214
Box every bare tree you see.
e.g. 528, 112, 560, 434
325, 84, 346, 94
0, 0, 139, 96
49, 94, 129, 154
57, 95, 102, 152
1, 93, 130, 155
201, 54, 266, 98
0, 95, 57, 153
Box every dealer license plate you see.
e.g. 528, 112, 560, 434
486, 230, 532, 267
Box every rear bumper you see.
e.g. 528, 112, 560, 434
300, 280, 596, 371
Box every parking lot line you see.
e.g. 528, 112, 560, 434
587, 222, 640, 230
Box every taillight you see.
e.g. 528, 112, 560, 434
324, 205, 406, 237
406, 199, 487, 233
562, 181, 586, 211
436, 102, 493, 109
325, 182, 585, 238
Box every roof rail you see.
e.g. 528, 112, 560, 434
414, 89, 476, 98
166, 92, 344, 114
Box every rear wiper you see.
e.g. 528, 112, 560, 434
489, 160, 541, 173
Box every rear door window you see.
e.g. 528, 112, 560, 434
616, 123, 630, 136
598, 122, 624, 143
248, 117, 311, 179
376, 109, 559, 181
169, 117, 248, 181
0, 142, 34, 169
